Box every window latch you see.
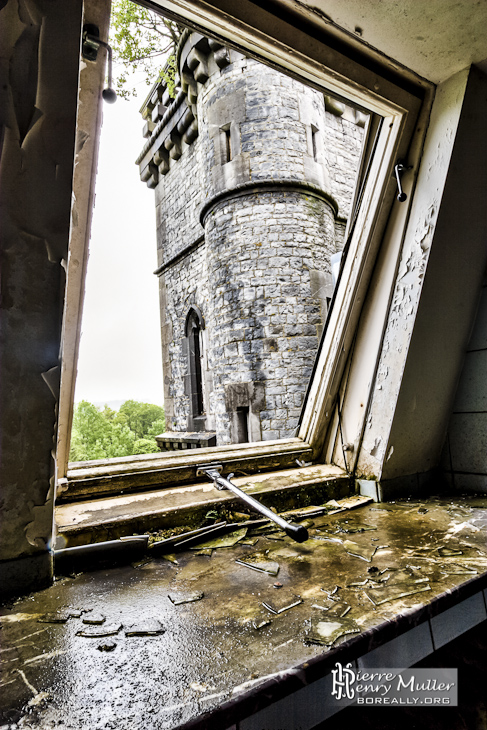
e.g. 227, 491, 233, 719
394, 161, 412, 202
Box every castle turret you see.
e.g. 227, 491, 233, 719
137, 31, 364, 448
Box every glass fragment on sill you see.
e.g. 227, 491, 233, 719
262, 594, 303, 614
125, 619, 165, 636
97, 640, 116, 652
194, 548, 214, 556
312, 600, 351, 618
364, 581, 431, 606
76, 623, 123, 637
160, 554, 179, 564
38, 610, 81, 623
342, 539, 379, 562
235, 552, 280, 576
253, 618, 272, 630
307, 616, 360, 646
438, 547, 463, 557
239, 537, 259, 546
82, 613, 106, 625
439, 562, 477, 575
168, 591, 204, 605
190, 527, 248, 549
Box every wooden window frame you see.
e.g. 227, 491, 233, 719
56, 0, 432, 501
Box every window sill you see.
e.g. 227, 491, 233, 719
59, 437, 315, 503
55, 463, 352, 546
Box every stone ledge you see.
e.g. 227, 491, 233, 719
55, 464, 351, 546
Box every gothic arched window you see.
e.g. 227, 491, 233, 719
185, 307, 205, 423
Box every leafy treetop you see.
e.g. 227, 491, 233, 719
109, 0, 182, 99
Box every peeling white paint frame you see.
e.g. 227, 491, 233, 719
57, 0, 432, 494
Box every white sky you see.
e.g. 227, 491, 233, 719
74, 74, 164, 408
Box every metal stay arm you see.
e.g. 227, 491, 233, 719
197, 464, 309, 543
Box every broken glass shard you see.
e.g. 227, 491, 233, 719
364, 582, 431, 606
168, 591, 204, 605
192, 528, 248, 549
308, 616, 360, 646
262, 594, 303, 614
160, 554, 179, 564
193, 548, 214, 556
438, 547, 463, 557
97, 640, 116, 652
342, 540, 378, 562
76, 623, 122, 638
38, 611, 74, 624
312, 600, 351, 618
125, 619, 165, 636
235, 552, 280, 576
440, 562, 477, 575
82, 613, 106, 625
253, 619, 272, 630
239, 538, 259, 546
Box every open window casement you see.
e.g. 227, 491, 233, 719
56, 0, 432, 502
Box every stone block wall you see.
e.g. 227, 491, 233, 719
139, 32, 364, 445
205, 190, 336, 442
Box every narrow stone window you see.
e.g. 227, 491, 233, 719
311, 125, 318, 161
221, 124, 232, 163
186, 308, 205, 420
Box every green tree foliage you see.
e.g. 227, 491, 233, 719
116, 400, 165, 440
70, 400, 165, 462
109, 0, 182, 99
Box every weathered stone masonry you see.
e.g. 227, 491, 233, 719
137, 31, 364, 447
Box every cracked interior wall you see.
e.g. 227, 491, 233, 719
327, 66, 487, 495
0, 0, 83, 593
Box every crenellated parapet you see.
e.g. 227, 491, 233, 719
136, 30, 232, 189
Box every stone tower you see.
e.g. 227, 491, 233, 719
137, 31, 365, 448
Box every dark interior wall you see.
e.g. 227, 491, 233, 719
0, 0, 83, 597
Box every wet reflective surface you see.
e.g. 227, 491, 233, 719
1, 496, 487, 729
